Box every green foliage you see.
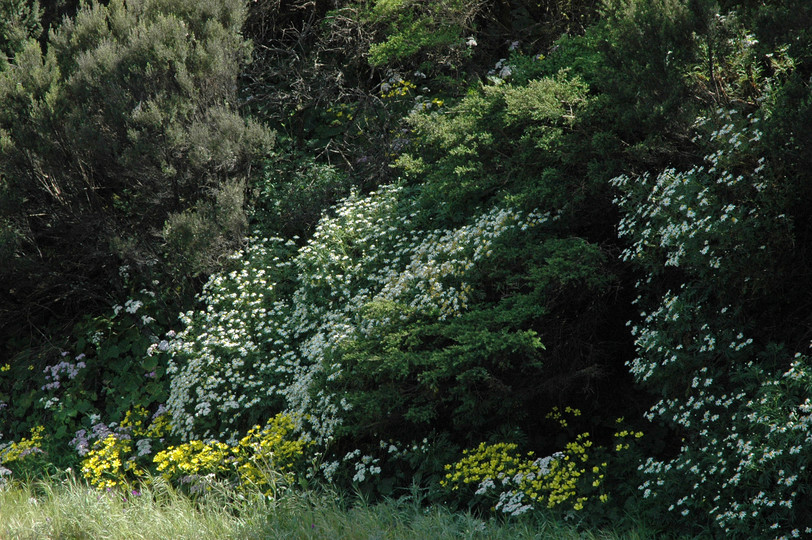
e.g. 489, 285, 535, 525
328, 300, 545, 440
391, 57, 633, 444
325, 232, 613, 446
163, 179, 249, 277
595, 0, 702, 133
250, 146, 352, 238
0, 0, 272, 333
362, 0, 481, 67
3, 0, 812, 534
532, 0, 705, 174
398, 68, 590, 223
0, 0, 41, 68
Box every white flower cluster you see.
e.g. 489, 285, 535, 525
474, 452, 562, 517
166, 183, 546, 444
166, 237, 299, 440
636, 357, 812, 536
342, 449, 382, 483
614, 107, 811, 536
487, 58, 514, 85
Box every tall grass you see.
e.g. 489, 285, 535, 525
0, 475, 670, 539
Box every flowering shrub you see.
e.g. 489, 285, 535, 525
233, 415, 313, 493
0, 426, 46, 483
167, 183, 549, 446
81, 435, 139, 490
437, 407, 650, 517
79, 406, 171, 490
0, 283, 172, 471
153, 440, 234, 494
165, 235, 299, 440
613, 101, 812, 537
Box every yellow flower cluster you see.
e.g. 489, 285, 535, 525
233, 415, 311, 494
79, 406, 171, 490
123, 405, 170, 438
381, 79, 416, 99
327, 104, 355, 125
153, 414, 311, 496
441, 434, 605, 513
613, 422, 644, 452
81, 434, 142, 490
0, 425, 45, 465
545, 405, 581, 428
441, 442, 529, 491
154, 439, 233, 478
442, 408, 616, 515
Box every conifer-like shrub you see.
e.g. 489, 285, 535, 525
0, 0, 272, 331
0, 0, 41, 67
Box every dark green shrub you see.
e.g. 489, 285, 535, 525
250, 145, 352, 238
0, 0, 272, 334
0, 0, 41, 67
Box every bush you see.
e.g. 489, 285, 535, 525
397, 68, 591, 224
165, 184, 556, 454
0, 0, 272, 335
0, 0, 41, 68
612, 91, 812, 538
250, 146, 352, 238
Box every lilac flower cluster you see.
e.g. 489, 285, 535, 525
71, 418, 129, 457
41, 353, 87, 391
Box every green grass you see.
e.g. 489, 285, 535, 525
0, 475, 668, 539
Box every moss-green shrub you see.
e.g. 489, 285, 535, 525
0, 0, 272, 333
